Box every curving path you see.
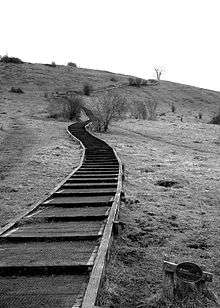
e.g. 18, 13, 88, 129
0, 121, 122, 308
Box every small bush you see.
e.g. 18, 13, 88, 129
147, 79, 159, 86
110, 77, 117, 82
131, 101, 147, 119
198, 112, 202, 119
0, 55, 23, 64
146, 97, 158, 120
83, 83, 93, 96
9, 87, 24, 94
171, 103, 176, 113
141, 79, 148, 86
128, 77, 142, 87
46, 93, 83, 120
209, 109, 220, 124
67, 62, 77, 67
128, 77, 148, 87
44, 62, 56, 67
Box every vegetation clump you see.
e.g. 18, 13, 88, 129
131, 101, 148, 120
171, 103, 176, 113
9, 87, 24, 94
128, 77, 143, 87
46, 92, 82, 120
67, 62, 77, 67
128, 77, 150, 87
91, 94, 127, 132
209, 109, 220, 124
83, 83, 93, 96
44, 62, 56, 67
0, 55, 23, 64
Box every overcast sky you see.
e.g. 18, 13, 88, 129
1, 0, 220, 91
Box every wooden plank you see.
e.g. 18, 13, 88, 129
55, 188, 116, 195
43, 195, 114, 206
66, 178, 118, 183
81, 145, 123, 308
0, 274, 88, 308
72, 174, 118, 178
0, 241, 98, 268
3, 222, 104, 239
26, 206, 110, 219
62, 183, 117, 188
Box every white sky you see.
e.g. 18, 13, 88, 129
1, 0, 220, 91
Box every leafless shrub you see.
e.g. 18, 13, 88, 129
141, 79, 148, 86
44, 62, 56, 68
83, 83, 93, 96
128, 77, 143, 87
198, 112, 202, 119
46, 92, 82, 120
148, 79, 160, 85
209, 108, 220, 125
110, 77, 117, 82
146, 97, 158, 120
131, 101, 147, 119
171, 103, 176, 113
91, 94, 127, 132
0, 55, 23, 64
67, 62, 77, 67
9, 87, 24, 94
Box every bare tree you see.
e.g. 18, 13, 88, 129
91, 94, 127, 132
154, 66, 163, 80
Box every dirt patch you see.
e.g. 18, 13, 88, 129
156, 180, 180, 188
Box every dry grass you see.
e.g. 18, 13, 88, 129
0, 85, 82, 228
0, 62, 220, 305
94, 119, 220, 307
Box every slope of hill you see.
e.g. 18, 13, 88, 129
1, 62, 219, 122
0, 62, 219, 306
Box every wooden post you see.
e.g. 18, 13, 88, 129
161, 261, 219, 307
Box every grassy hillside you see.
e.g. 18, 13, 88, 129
0, 62, 219, 122
0, 61, 219, 306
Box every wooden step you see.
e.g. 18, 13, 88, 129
72, 174, 118, 178
25, 206, 110, 221
0, 273, 88, 308
43, 195, 114, 206
54, 188, 116, 196
75, 171, 118, 175
81, 164, 118, 169
66, 178, 118, 183
1, 221, 104, 241
63, 183, 117, 189
0, 241, 98, 269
